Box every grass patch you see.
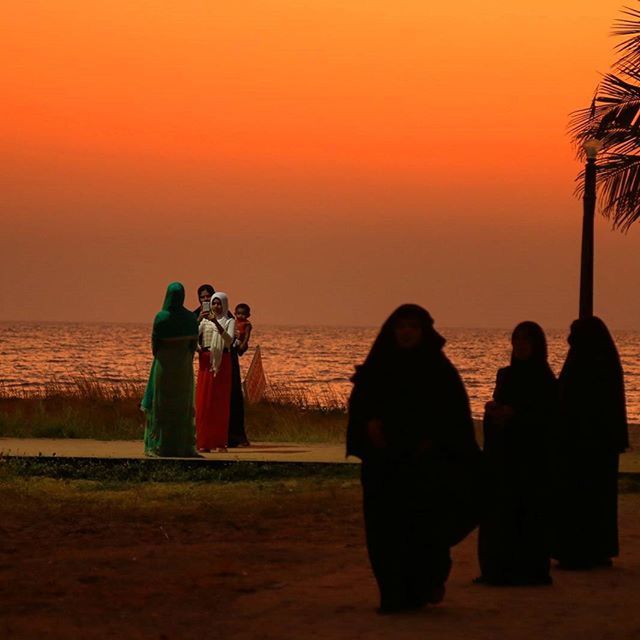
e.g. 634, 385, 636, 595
0, 377, 347, 443
0, 396, 144, 440
0, 465, 362, 526
0, 397, 346, 443
243, 402, 346, 443
0, 455, 359, 483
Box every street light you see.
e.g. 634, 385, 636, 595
579, 138, 602, 319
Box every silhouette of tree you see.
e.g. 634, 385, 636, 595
572, 3, 640, 231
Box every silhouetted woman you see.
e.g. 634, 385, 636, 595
552, 317, 628, 570
476, 321, 557, 586
141, 282, 199, 457
347, 305, 482, 613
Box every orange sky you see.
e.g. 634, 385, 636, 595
2, 1, 639, 328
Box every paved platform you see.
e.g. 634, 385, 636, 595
1, 437, 639, 474
0, 438, 353, 464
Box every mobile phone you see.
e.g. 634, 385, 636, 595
202, 301, 211, 312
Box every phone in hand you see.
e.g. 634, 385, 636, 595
202, 300, 211, 312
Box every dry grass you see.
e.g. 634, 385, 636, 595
263, 381, 347, 411
0, 376, 145, 402
0, 376, 347, 443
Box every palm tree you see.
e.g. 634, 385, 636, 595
572, 3, 640, 232
571, 3, 640, 317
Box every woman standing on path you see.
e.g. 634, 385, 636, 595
194, 282, 249, 448
552, 317, 629, 570
141, 282, 199, 457
476, 321, 557, 586
196, 292, 235, 452
347, 304, 482, 614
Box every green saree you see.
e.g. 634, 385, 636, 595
142, 282, 199, 457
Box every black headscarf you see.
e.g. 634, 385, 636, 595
347, 305, 475, 460
510, 321, 549, 366
352, 304, 446, 384
487, 321, 557, 462
559, 317, 628, 452
348, 305, 481, 547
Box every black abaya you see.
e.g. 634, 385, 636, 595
347, 315, 482, 612
552, 318, 628, 567
477, 363, 557, 585
227, 348, 249, 447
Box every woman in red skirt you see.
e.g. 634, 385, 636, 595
196, 292, 235, 452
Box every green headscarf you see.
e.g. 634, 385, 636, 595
152, 282, 199, 340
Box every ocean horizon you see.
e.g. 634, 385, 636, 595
1, 321, 638, 423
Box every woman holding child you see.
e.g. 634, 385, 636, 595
347, 304, 482, 614
195, 292, 235, 452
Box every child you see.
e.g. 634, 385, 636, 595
234, 303, 253, 356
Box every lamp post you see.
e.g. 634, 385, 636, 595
579, 138, 602, 319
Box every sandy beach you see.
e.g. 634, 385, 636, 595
1, 476, 639, 640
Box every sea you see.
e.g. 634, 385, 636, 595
1, 322, 639, 422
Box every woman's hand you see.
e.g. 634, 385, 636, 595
367, 419, 386, 449
198, 310, 210, 321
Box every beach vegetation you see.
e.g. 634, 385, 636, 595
0, 377, 348, 443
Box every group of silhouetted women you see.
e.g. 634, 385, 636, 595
347, 305, 628, 614
141, 282, 252, 457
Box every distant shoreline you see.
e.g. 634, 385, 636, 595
2, 320, 640, 332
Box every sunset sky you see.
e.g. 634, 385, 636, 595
2, 1, 639, 328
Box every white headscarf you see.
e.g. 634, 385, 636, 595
209, 292, 234, 375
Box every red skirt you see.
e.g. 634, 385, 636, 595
195, 350, 232, 449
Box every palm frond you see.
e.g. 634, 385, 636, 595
571, 2, 640, 231
613, 6, 640, 71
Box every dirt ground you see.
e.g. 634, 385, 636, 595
1, 477, 640, 640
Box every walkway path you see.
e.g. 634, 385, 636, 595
2, 437, 640, 473
0, 438, 351, 464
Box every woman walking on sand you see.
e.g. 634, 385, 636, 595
475, 321, 557, 586
552, 317, 629, 570
347, 304, 482, 614
195, 292, 235, 452
141, 282, 199, 457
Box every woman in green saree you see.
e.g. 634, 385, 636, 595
141, 282, 199, 457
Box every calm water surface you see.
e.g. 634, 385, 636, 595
1, 322, 639, 421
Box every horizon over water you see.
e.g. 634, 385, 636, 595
3, 318, 640, 332
1, 321, 639, 423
